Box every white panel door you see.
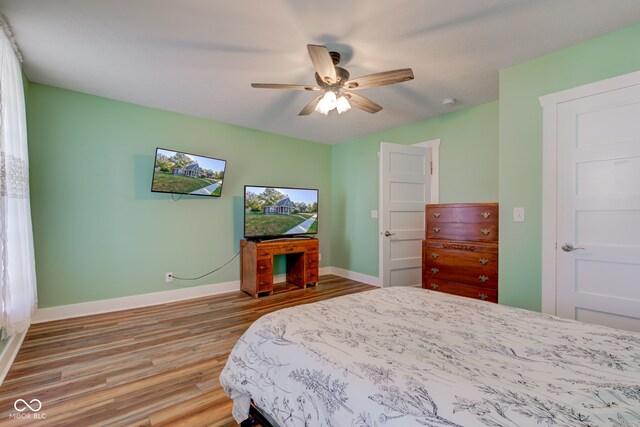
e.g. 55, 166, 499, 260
380, 142, 430, 287
557, 84, 640, 332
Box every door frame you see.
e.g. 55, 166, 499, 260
378, 139, 441, 283
538, 70, 640, 315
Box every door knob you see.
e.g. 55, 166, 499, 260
384, 231, 395, 237
561, 243, 585, 252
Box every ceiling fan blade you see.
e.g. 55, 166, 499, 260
251, 83, 321, 91
307, 44, 337, 85
299, 94, 323, 116
345, 68, 414, 90
347, 92, 383, 114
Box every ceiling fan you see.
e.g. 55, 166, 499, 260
251, 44, 414, 116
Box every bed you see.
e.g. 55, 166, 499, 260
219, 287, 640, 426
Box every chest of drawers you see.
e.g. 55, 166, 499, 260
422, 203, 499, 303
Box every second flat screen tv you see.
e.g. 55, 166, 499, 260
244, 186, 318, 240
151, 148, 227, 197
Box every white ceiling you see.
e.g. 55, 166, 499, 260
2, 1, 640, 144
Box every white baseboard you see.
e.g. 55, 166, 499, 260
32, 267, 374, 324
32, 279, 242, 323
328, 267, 382, 287
0, 331, 26, 386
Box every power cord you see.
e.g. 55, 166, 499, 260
170, 241, 247, 281
171, 193, 184, 201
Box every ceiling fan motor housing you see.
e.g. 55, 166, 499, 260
316, 67, 350, 86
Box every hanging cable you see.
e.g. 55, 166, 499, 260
170, 242, 247, 281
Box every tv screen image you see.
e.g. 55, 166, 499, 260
151, 148, 227, 197
244, 186, 318, 239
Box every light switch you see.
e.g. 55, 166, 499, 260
371, 210, 378, 219
514, 207, 525, 222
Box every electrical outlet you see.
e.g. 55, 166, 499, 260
166, 272, 173, 283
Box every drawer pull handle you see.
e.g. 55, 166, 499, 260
431, 268, 439, 274
308, 259, 316, 263
480, 228, 490, 236
285, 247, 294, 252
479, 258, 489, 265
480, 212, 491, 219
430, 283, 439, 290
433, 226, 441, 233
259, 281, 269, 286
259, 252, 269, 256
259, 265, 268, 270
478, 293, 488, 300
479, 275, 489, 282
433, 212, 441, 218
431, 252, 439, 259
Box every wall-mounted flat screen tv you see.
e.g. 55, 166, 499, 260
151, 148, 227, 197
244, 185, 318, 240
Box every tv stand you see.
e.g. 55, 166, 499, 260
240, 238, 319, 298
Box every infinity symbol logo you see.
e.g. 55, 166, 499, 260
14, 399, 42, 412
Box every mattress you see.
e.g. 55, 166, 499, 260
220, 287, 640, 426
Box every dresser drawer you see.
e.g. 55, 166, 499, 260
425, 267, 497, 287
426, 204, 498, 224
426, 222, 498, 242
422, 278, 497, 303
423, 243, 497, 274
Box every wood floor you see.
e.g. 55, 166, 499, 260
0, 275, 375, 426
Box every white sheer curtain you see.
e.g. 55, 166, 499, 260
0, 19, 37, 338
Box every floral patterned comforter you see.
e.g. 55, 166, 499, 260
219, 287, 640, 426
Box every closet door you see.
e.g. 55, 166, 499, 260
556, 84, 640, 332
380, 142, 430, 287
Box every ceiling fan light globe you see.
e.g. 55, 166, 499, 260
315, 101, 330, 115
323, 91, 337, 109
336, 96, 351, 114
315, 91, 337, 115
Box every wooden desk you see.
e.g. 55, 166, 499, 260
240, 238, 319, 298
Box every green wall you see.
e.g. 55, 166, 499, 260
27, 84, 331, 308
498, 23, 640, 310
25, 22, 640, 311
331, 101, 499, 277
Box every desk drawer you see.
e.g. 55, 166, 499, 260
257, 274, 272, 291
256, 259, 272, 275
256, 248, 272, 258
273, 244, 304, 254
306, 254, 319, 268
306, 270, 318, 283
